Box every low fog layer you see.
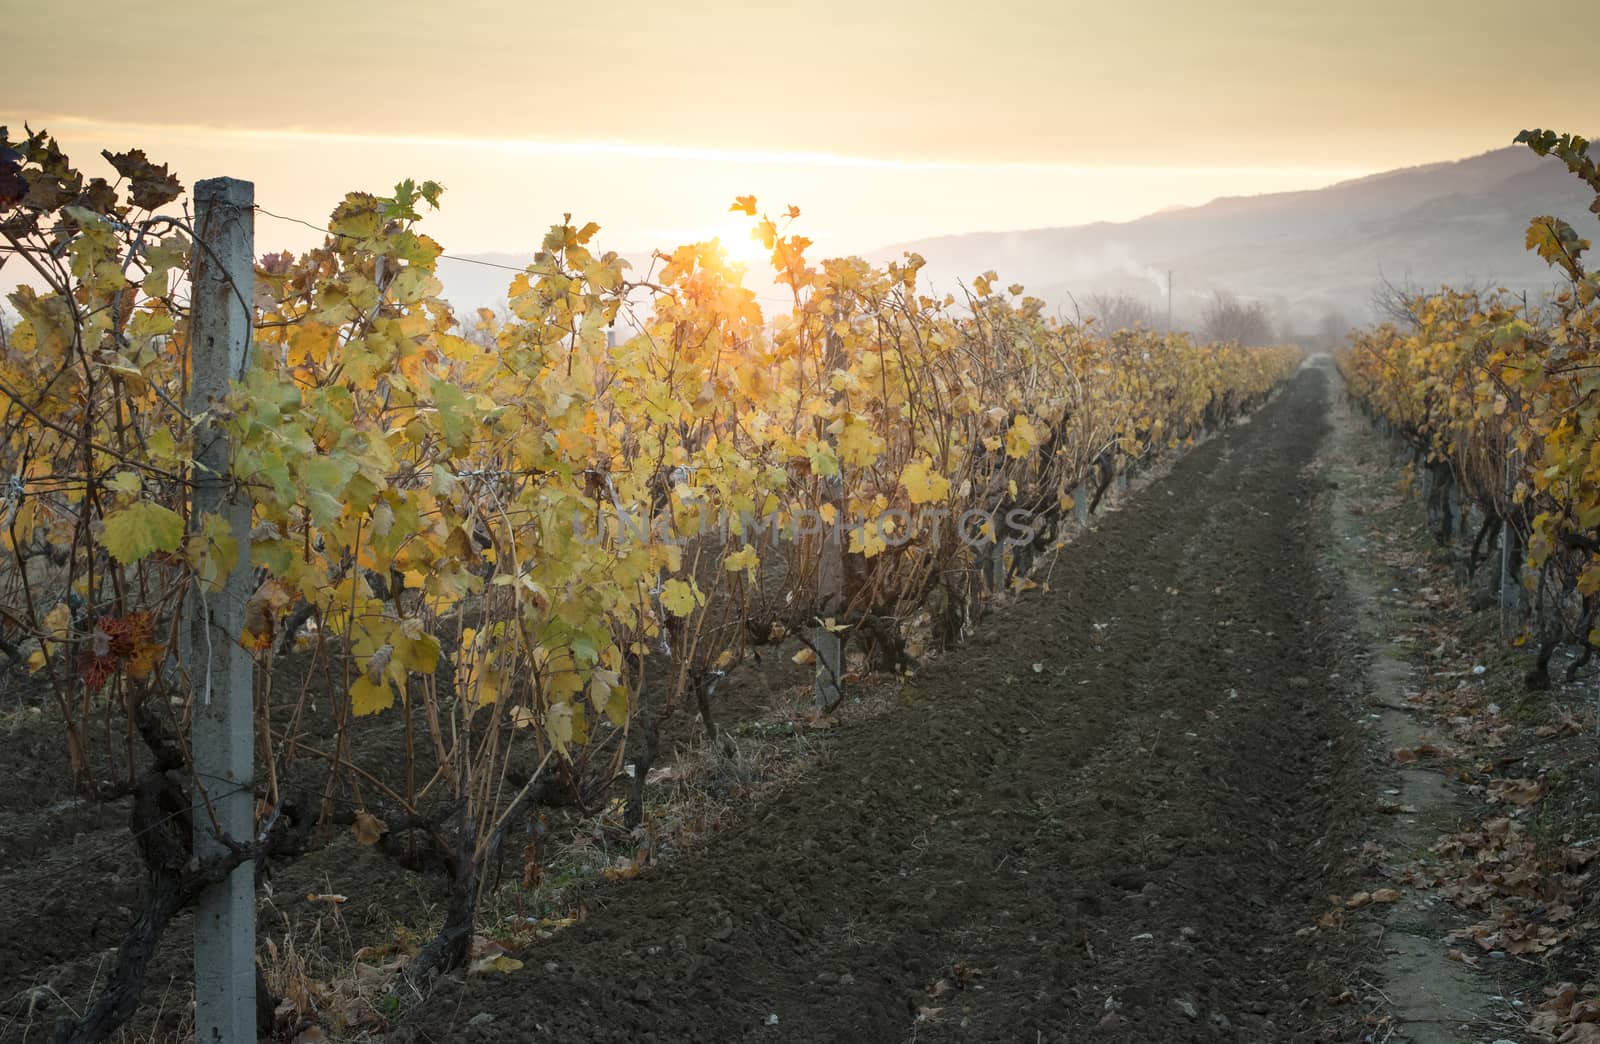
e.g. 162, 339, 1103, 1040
867, 145, 1595, 344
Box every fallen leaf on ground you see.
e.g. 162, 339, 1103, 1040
468, 954, 524, 976
352, 810, 387, 845
1487, 778, 1544, 806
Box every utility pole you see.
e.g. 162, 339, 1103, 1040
188, 177, 258, 1043
1167, 270, 1173, 331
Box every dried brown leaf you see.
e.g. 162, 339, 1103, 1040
352, 810, 387, 846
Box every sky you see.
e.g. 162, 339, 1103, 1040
5, 0, 1596, 264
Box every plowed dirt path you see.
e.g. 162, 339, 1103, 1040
410, 365, 1372, 1043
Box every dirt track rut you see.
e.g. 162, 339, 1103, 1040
412, 366, 1369, 1043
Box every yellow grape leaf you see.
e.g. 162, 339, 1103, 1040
901, 460, 951, 505
848, 522, 888, 558
123, 638, 164, 680
287, 321, 338, 367
351, 674, 395, 717
468, 660, 504, 707
44, 602, 71, 640
586, 667, 620, 716
724, 545, 760, 578
1005, 415, 1044, 459
8, 498, 35, 547
833, 418, 885, 468
394, 618, 441, 674
829, 369, 861, 393
388, 266, 440, 305
546, 700, 575, 755
109, 471, 141, 494
187, 512, 240, 592
604, 685, 628, 728
807, 443, 840, 478
101, 501, 184, 564
660, 579, 700, 617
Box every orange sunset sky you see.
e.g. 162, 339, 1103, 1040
6, 0, 1596, 259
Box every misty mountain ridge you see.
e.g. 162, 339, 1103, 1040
867, 145, 1596, 333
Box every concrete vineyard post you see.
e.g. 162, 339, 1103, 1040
188, 177, 259, 1042
982, 522, 1006, 593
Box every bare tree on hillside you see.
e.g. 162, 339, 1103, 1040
1199, 291, 1274, 346
1086, 292, 1156, 333
1369, 270, 1498, 330
460, 303, 513, 349
1369, 272, 1431, 329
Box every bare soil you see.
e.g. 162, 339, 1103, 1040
1319, 359, 1600, 1042
0, 366, 1389, 1043
402, 366, 1376, 1043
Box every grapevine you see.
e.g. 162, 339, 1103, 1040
1338, 129, 1600, 687
0, 124, 1299, 1038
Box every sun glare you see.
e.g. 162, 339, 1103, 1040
703, 216, 771, 266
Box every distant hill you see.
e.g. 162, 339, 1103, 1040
867, 146, 1597, 333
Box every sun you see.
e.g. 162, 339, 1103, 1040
704, 215, 770, 266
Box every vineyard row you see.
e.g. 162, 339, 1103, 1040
0, 126, 1298, 1038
